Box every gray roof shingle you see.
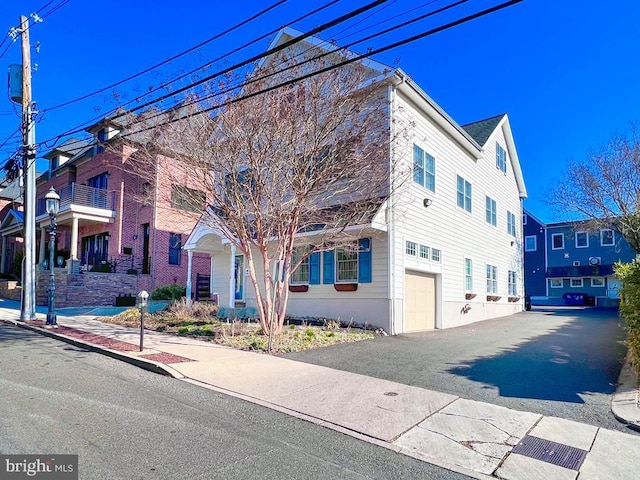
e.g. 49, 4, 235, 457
461, 114, 505, 147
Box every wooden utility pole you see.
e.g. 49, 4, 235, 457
20, 15, 36, 321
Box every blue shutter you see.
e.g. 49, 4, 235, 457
323, 250, 334, 284
309, 252, 320, 285
358, 238, 372, 283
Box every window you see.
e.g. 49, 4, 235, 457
419, 245, 429, 259
336, 247, 358, 283
600, 229, 614, 246
575, 231, 588, 248
507, 211, 516, 237
523, 213, 528, 225
550, 279, 563, 288
591, 277, 605, 287
456, 175, 472, 212
413, 144, 435, 192
171, 185, 206, 213
168, 233, 182, 265
573, 261, 580, 266
406, 241, 417, 256
496, 143, 507, 174
486, 265, 498, 294
570, 278, 583, 288
552, 233, 564, 250
485, 196, 497, 226
432, 248, 441, 262
508, 270, 517, 296
88, 172, 108, 190
464, 258, 473, 292
525, 236, 537, 252
291, 246, 310, 284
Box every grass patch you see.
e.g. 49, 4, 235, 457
97, 302, 377, 354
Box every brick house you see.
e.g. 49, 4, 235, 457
10, 113, 213, 307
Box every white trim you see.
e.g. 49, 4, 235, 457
570, 278, 583, 288
600, 228, 615, 246
524, 235, 537, 252
550, 278, 563, 288
591, 277, 605, 287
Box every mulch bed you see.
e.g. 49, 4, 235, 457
25, 320, 139, 352
140, 353, 192, 364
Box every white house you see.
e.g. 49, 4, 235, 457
183, 28, 527, 334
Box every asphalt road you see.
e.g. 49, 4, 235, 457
0, 324, 470, 480
285, 306, 635, 434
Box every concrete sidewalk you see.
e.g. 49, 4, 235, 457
2, 306, 640, 480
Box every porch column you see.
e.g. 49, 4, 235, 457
70, 217, 79, 260
0, 235, 6, 274
39, 228, 46, 265
186, 249, 193, 307
229, 244, 236, 308
209, 254, 214, 298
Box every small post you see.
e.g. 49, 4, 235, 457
137, 290, 149, 352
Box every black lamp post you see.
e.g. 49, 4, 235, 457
45, 187, 60, 327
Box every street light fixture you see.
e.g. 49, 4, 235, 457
45, 187, 60, 327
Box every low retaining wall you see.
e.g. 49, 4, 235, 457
0, 280, 21, 301
36, 270, 138, 308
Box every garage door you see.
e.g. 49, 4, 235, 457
405, 270, 436, 332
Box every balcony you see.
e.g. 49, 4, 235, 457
37, 183, 115, 217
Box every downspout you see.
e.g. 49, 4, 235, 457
544, 225, 548, 296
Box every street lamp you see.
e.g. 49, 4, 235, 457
45, 187, 60, 327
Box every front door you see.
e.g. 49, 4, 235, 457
81, 233, 109, 269
607, 278, 621, 299
234, 254, 244, 301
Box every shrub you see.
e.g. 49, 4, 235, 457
151, 284, 186, 301
615, 260, 640, 368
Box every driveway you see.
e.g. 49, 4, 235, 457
283, 307, 632, 433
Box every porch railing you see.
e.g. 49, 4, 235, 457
37, 183, 115, 216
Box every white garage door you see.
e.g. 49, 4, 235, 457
405, 270, 436, 332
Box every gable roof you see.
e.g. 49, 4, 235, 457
461, 114, 506, 147
42, 137, 92, 160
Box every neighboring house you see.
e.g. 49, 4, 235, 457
522, 210, 546, 296
0, 173, 25, 277
523, 209, 636, 305
0, 114, 211, 307
184, 28, 527, 334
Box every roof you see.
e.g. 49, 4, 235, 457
42, 137, 92, 160
461, 114, 506, 147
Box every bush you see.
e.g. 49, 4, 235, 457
615, 260, 640, 368
151, 284, 186, 301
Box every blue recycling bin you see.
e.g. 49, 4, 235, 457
564, 293, 585, 306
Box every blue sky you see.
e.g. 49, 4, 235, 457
0, 0, 638, 223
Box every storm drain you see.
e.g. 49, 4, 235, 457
511, 435, 588, 471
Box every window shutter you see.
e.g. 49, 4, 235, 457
309, 252, 320, 285
358, 238, 372, 283
323, 250, 334, 284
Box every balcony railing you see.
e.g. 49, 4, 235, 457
37, 183, 115, 216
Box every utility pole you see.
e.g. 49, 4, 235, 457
20, 15, 36, 321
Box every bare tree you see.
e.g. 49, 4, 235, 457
548, 125, 640, 252
120, 49, 403, 335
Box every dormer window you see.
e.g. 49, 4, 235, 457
96, 128, 107, 154
50, 155, 59, 171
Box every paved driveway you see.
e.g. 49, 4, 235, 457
283, 307, 633, 433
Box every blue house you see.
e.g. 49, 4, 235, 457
523, 210, 636, 305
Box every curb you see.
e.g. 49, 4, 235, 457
5, 319, 185, 379
611, 356, 640, 432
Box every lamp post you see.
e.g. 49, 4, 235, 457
45, 187, 60, 327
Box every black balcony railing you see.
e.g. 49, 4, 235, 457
546, 264, 614, 278
37, 183, 115, 216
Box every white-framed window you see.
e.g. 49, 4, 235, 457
525, 236, 537, 252
406, 241, 417, 256
600, 229, 614, 246
523, 213, 528, 225
573, 261, 580, 266
464, 258, 473, 292
456, 175, 472, 212
508, 270, 517, 296
591, 277, 605, 287
552, 233, 564, 250
570, 278, 584, 288
432, 248, 441, 262
486, 264, 498, 294
496, 142, 507, 174
485, 196, 497, 226
507, 211, 516, 237
413, 144, 435, 192
550, 279, 563, 288
291, 246, 310, 284
575, 231, 588, 248
336, 247, 358, 283
419, 245, 429, 259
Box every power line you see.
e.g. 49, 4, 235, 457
42, 0, 289, 112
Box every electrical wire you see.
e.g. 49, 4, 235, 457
42, 0, 289, 112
